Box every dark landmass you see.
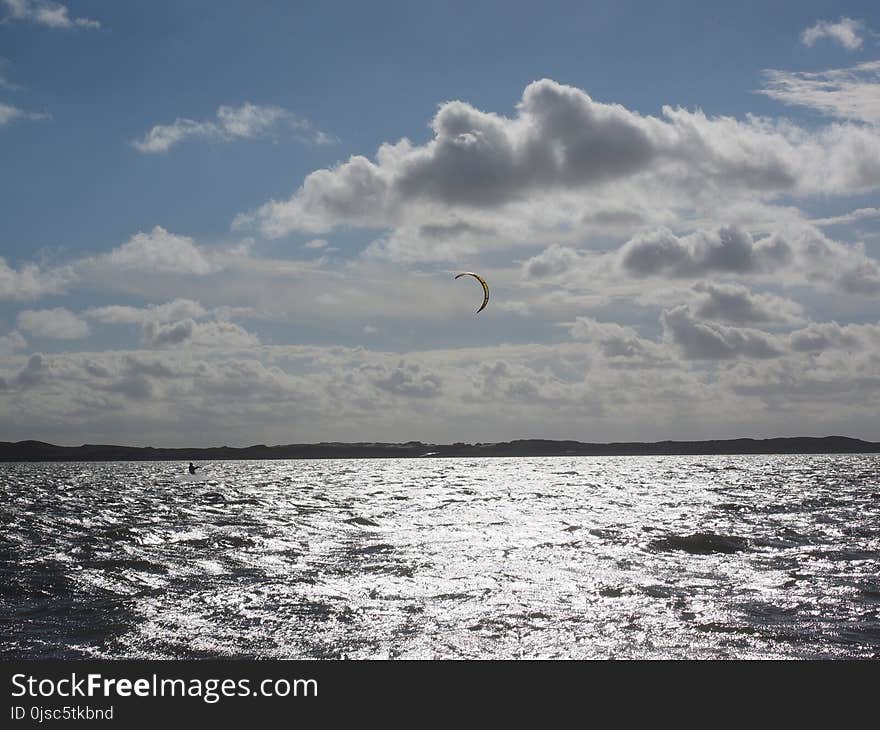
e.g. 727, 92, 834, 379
1, 436, 879, 462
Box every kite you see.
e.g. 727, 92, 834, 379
454, 272, 489, 314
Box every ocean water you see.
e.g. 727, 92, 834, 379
1, 455, 879, 659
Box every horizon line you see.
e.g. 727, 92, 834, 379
3, 434, 878, 450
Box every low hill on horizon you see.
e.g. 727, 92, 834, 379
1, 435, 879, 461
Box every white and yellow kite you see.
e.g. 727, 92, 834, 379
454, 272, 489, 314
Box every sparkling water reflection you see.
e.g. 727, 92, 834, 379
2, 455, 879, 658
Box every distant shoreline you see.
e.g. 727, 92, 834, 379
1, 436, 879, 462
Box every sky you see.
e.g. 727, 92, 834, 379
1, 0, 880, 446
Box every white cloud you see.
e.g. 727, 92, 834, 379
236, 79, 880, 252
759, 61, 880, 124
215, 103, 296, 138
84, 298, 207, 325
11, 352, 49, 388
92, 226, 217, 275
16, 307, 89, 339
569, 300, 879, 367
133, 102, 332, 153
522, 244, 585, 280
132, 118, 216, 155
2, 228, 257, 307
312, 130, 338, 145
801, 17, 866, 50
788, 226, 880, 296
569, 317, 667, 364
370, 361, 443, 398
141, 319, 259, 349
0, 256, 73, 300
690, 282, 805, 326
810, 207, 880, 227
661, 305, 784, 360
83, 298, 254, 349
523, 224, 880, 298
1, 0, 99, 29
619, 226, 792, 278
0, 101, 49, 127
787, 320, 880, 353
660, 305, 880, 362
0, 329, 26, 355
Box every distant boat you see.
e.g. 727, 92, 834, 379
419, 451, 439, 457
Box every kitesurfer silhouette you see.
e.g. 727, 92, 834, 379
188, 462, 200, 475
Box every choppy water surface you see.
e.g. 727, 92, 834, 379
2, 455, 879, 659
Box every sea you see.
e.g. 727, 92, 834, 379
2, 454, 879, 659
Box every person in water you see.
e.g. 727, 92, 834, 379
188, 462, 200, 475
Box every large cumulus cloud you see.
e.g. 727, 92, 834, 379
236, 78, 880, 251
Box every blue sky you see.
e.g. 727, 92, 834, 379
2, 1, 880, 445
